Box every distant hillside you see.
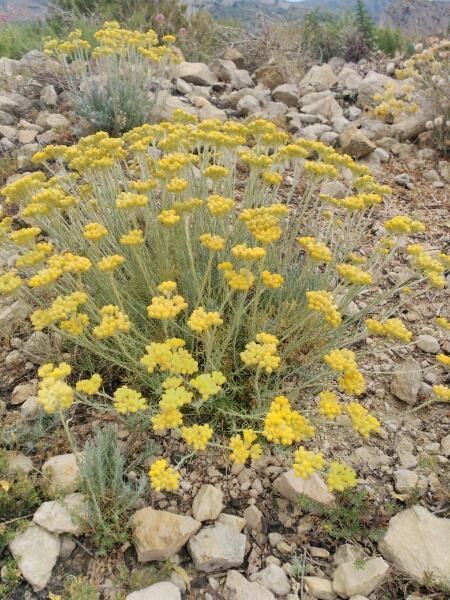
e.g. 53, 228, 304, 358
200, 0, 450, 36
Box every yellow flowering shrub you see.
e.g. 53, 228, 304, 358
375, 38, 449, 153
1, 113, 447, 494
43, 22, 179, 135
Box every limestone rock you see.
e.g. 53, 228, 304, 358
5, 451, 33, 475
126, 582, 181, 600
225, 569, 275, 600
0, 109, 17, 126
440, 434, 450, 457
0, 56, 21, 77
393, 113, 428, 141
340, 126, 376, 159
42, 453, 81, 496
217, 513, 247, 532
188, 523, 246, 572
22, 331, 52, 364
391, 358, 422, 405
254, 65, 285, 90
9, 525, 60, 591
0, 124, 17, 140
132, 507, 201, 562
272, 83, 299, 107
394, 470, 419, 494
257, 101, 288, 124
334, 544, 367, 565
18, 128, 38, 144
301, 64, 337, 91
357, 71, 393, 107
337, 67, 362, 90
192, 484, 224, 522
209, 59, 252, 90
177, 62, 218, 86
253, 564, 291, 595
223, 47, 245, 69
0, 92, 32, 115
304, 576, 337, 600
378, 506, 450, 587
10, 381, 37, 405
301, 95, 343, 121
243, 505, 264, 532
237, 94, 260, 116
332, 557, 389, 598
415, 335, 440, 354
33, 493, 88, 535
273, 470, 335, 505
40, 85, 58, 107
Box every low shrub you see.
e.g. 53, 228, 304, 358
1, 112, 449, 498
44, 22, 179, 135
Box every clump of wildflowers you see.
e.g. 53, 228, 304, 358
293, 447, 324, 479
327, 462, 357, 492
149, 459, 180, 492
263, 396, 315, 445
37, 362, 73, 413
240, 333, 280, 373
229, 429, 262, 465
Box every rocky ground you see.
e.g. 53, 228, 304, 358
0, 45, 449, 600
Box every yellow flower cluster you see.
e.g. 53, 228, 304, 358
188, 307, 223, 333
190, 371, 226, 400
207, 194, 235, 215
324, 349, 365, 396
318, 391, 342, 420
436, 317, 450, 330
231, 243, 266, 261
306, 290, 342, 327
120, 229, 144, 245
84, 222, 108, 241
152, 381, 193, 431
240, 204, 288, 244
76, 373, 102, 395
433, 385, 450, 402
222, 266, 255, 291
240, 332, 280, 373
337, 264, 373, 285
327, 462, 357, 492
15, 242, 53, 268
293, 447, 324, 479
0, 272, 23, 295
199, 233, 226, 251
262, 270, 284, 289
113, 386, 148, 414
10, 226, 41, 245
229, 429, 262, 465
203, 165, 229, 179
384, 215, 425, 235
346, 402, 380, 438
437, 354, 450, 367
149, 459, 180, 492
37, 362, 73, 413
157, 209, 180, 227
365, 317, 412, 343
407, 246, 446, 289
297, 237, 332, 263
140, 338, 198, 375
98, 254, 125, 272
93, 305, 131, 338
263, 396, 315, 445
147, 293, 187, 319
181, 424, 213, 450
31, 291, 88, 331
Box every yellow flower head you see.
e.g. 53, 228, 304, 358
181, 424, 213, 450
263, 395, 315, 445
76, 374, 102, 395
149, 458, 180, 492
113, 386, 148, 414
84, 222, 108, 241
188, 307, 223, 333
293, 447, 324, 479
98, 254, 125, 272
327, 462, 357, 491
229, 429, 262, 465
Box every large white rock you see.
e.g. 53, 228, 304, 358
301, 64, 338, 91
225, 569, 275, 600
304, 576, 337, 600
356, 71, 393, 107
132, 507, 201, 562
209, 58, 252, 90
272, 83, 299, 107
378, 506, 450, 587
301, 95, 343, 121
339, 126, 376, 159
176, 62, 218, 86
9, 525, 60, 591
253, 564, 291, 595
0, 92, 32, 115
33, 493, 88, 535
391, 358, 422, 405
332, 557, 389, 598
337, 67, 362, 90
42, 453, 81, 496
0, 299, 30, 333
188, 523, 246, 572
273, 470, 335, 505
126, 581, 181, 600
192, 484, 224, 522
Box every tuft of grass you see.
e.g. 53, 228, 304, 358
62, 575, 100, 600
298, 489, 395, 544
79, 424, 147, 554
113, 562, 174, 597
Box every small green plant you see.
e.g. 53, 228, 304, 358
2, 412, 61, 455
298, 489, 389, 543
0, 451, 41, 554
79, 424, 147, 553
0, 556, 22, 599
114, 562, 174, 596
63, 575, 100, 600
